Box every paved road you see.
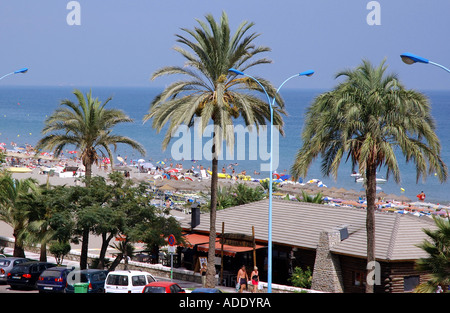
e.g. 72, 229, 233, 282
0, 276, 239, 294
0, 284, 38, 293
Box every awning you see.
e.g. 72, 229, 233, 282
181, 233, 210, 248
197, 240, 265, 257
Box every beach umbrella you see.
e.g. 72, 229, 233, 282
0, 146, 4, 150
168, 168, 180, 173
117, 156, 124, 163
138, 159, 145, 163
156, 161, 165, 166
280, 175, 291, 181
142, 162, 154, 169
68, 150, 77, 154
0, 142, 5, 146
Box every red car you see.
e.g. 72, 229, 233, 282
142, 281, 186, 293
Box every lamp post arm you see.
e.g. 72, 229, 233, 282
429, 61, 450, 74
0, 72, 13, 81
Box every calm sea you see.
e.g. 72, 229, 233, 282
1, 86, 450, 204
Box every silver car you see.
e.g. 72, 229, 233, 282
0, 257, 30, 283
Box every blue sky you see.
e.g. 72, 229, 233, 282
1, 0, 450, 90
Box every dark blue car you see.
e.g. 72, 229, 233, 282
64, 269, 108, 293
37, 266, 74, 293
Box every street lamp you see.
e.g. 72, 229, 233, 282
0, 67, 28, 81
228, 68, 314, 293
400, 53, 450, 73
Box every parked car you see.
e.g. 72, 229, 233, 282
65, 269, 108, 293
0, 257, 30, 283
104, 270, 156, 293
7, 261, 57, 290
37, 266, 74, 293
191, 287, 223, 293
142, 281, 186, 293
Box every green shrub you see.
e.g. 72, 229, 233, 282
289, 266, 312, 289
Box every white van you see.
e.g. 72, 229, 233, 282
104, 270, 156, 293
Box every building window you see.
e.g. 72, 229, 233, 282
352, 271, 366, 287
404, 275, 420, 292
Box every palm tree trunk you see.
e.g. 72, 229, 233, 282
365, 163, 377, 293
206, 128, 219, 288
84, 161, 92, 187
39, 242, 47, 262
13, 229, 25, 258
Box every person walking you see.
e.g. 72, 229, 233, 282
250, 266, 259, 293
237, 265, 248, 293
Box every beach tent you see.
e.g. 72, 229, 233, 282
141, 162, 154, 169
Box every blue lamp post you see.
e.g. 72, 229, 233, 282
0, 68, 28, 81
400, 53, 450, 73
228, 68, 314, 293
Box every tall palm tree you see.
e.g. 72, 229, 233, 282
291, 59, 447, 293
36, 89, 146, 186
0, 173, 38, 257
144, 11, 285, 287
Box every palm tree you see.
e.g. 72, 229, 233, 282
296, 191, 324, 204
144, 11, 285, 287
0, 173, 38, 257
36, 89, 146, 186
414, 214, 450, 293
291, 59, 447, 293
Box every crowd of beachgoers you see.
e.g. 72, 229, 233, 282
1, 145, 449, 219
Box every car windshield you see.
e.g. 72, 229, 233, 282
10, 265, 28, 273
143, 286, 166, 293
0, 260, 10, 267
91, 272, 106, 282
41, 269, 64, 278
106, 274, 128, 286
